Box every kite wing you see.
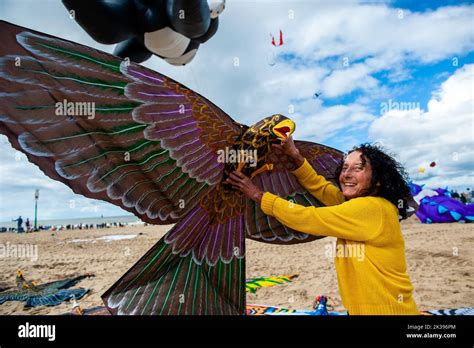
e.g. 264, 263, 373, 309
0, 20, 248, 314
245, 140, 344, 244
0, 287, 89, 308
0, 20, 242, 225
36, 274, 94, 291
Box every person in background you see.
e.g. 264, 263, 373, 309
13, 216, 23, 233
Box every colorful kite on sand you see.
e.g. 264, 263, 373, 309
0, 271, 92, 308
245, 275, 298, 293
409, 183, 474, 223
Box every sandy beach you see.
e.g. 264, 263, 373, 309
0, 217, 472, 315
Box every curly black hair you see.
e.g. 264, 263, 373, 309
334, 143, 412, 220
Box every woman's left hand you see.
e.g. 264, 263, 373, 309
225, 171, 264, 203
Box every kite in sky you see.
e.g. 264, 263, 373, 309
0, 20, 343, 315
62, 0, 226, 65
271, 30, 284, 47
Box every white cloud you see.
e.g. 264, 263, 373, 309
368, 64, 474, 190
286, 4, 474, 97
321, 63, 379, 98
291, 4, 474, 62
292, 103, 376, 141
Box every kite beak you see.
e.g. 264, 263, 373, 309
272, 119, 295, 139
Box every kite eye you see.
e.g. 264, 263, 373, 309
274, 115, 280, 121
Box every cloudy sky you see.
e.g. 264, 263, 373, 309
0, 0, 473, 222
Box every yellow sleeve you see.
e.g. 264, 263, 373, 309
291, 158, 345, 206
261, 192, 383, 241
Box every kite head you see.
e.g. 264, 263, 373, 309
268, 114, 295, 140
246, 114, 295, 148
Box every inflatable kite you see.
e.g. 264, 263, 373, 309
62, 0, 225, 64
0, 271, 92, 307
409, 183, 474, 223
0, 20, 344, 315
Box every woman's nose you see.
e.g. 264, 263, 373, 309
342, 169, 353, 178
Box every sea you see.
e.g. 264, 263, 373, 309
1, 215, 142, 229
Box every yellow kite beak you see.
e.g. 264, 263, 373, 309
272, 118, 295, 139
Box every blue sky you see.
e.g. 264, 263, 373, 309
0, 0, 473, 221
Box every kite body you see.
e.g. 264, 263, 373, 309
0, 20, 343, 314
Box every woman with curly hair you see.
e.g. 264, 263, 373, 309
226, 137, 419, 315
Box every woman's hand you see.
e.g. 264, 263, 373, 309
225, 171, 264, 204
271, 136, 304, 167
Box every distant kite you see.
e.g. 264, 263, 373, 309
271, 30, 284, 47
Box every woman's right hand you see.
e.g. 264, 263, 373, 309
272, 136, 304, 167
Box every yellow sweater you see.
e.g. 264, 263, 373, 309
260, 159, 419, 315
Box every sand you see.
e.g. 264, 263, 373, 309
0, 216, 472, 315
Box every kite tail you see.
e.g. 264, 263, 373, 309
102, 238, 245, 315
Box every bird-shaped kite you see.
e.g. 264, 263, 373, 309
0, 271, 92, 307
0, 21, 343, 315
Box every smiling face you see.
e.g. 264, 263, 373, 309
339, 151, 376, 200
